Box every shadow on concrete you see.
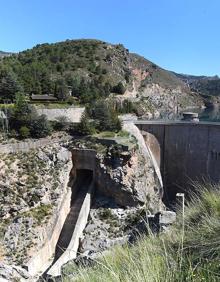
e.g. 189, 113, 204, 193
40, 169, 93, 281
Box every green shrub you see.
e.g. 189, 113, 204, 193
53, 115, 69, 131
9, 129, 17, 138
30, 114, 52, 138
19, 126, 30, 139
76, 113, 96, 136
117, 130, 130, 138
112, 82, 126, 94
66, 96, 76, 105
89, 100, 122, 132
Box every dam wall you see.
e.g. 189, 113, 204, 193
135, 121, 220, 201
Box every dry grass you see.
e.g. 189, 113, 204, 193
62, 183, 220, 282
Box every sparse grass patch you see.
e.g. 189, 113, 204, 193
20, 204, 52, 225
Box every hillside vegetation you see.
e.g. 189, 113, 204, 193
0, 39, 199, 110
0, 51, 12, 58
62, 184, 220, 282
176, 73, 220, 97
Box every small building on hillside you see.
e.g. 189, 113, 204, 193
30, 94, 58, 102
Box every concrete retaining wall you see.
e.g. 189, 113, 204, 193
47, 180, 94, 277
0, 139, 52, 154
36, 107, 85, 123
0, 137, 71, 154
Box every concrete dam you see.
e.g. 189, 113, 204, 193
135, 120, 220, 203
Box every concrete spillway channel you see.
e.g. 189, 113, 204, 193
44, 169, 94, 279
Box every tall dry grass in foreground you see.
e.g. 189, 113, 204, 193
62, 184, 220, 282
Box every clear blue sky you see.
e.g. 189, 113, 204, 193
0, 0, 219, 76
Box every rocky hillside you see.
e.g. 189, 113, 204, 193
0, 39, 203, 114
0, 142, 72, 267
0, 131, 164, 280
175, 73, 220, 97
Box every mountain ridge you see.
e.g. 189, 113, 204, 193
175, 72, 220, 98
0, 39, 203, 115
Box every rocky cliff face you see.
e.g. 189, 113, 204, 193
0, 142, 72, 269
115, 52, 203, 117
71, 133, 163, 212
95, 146, 162, 211
69, 140, 163, 263
77, 195, 148, 261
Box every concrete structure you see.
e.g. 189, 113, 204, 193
36, 107, 85, 123
182, 112, 199, 122
134, 120, 220, 202
31, 94, 58, 102
0, 110, 6, 120
0, 136, 71, 154
71, 149, 97, 172
46, 149, 96, 278
123, 122, 163, 190
47, 178, 94, 277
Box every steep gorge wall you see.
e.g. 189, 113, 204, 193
26, 185, 72, 276
0, 142, 74, 280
